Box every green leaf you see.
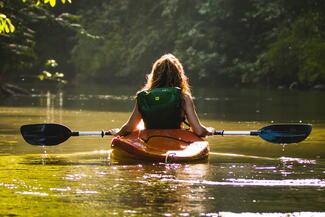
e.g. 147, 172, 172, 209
49, 0, 56, 7
42, 71, 52, 78
7, 19, 15, 33
45, 59, 58, 68
54, 72, 64, 78
38, 75, 45, 81
4, 23, 9, 33
0, 15, 15, 34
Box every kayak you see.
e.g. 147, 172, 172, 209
110, 129, 209, 163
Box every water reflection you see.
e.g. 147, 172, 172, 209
39, 90, 63, 123
3, 84, 324, 122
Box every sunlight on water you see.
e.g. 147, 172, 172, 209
209, 152, 277, 161
161, 178, 325, 187
279, 156, 317, 165
49, 187, 71, 192
15, 191, 49, 196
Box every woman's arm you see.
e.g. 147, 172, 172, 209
111, 103, 142, 136
183, 93, 214, 137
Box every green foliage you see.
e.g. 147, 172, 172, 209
0, 0, 72, 34
21, 0, 72, 7
2, 0, 325, 88
0, 0, 82, 85
0, 13, 15, 33
38, 59, 67, 84
70, 0, 229, 84
259, 11, 325, 87
45, 59, 58, 68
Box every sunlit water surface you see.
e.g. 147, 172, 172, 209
0, 85, 325, 216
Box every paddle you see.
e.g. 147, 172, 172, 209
214, 124, 312, 144
20, 123, 312, 146
20, 123, 113, 146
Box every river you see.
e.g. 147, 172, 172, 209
0, 84, 324, 216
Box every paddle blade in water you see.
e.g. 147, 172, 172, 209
20, 124, 72, 146
259, 124, 312, 144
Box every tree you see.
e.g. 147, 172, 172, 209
254, 0, 325, 87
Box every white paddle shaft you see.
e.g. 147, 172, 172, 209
223, 131, 252, 135
72, 131, 112, 137
215, 131, 260, 136
78, 131, 103, 136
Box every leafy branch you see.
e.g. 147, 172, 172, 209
21, 0, 72, 8
0, 0, 72, 34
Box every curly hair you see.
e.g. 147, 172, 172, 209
142, 54, 191, 96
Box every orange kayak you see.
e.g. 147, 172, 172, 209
111, 129, 209, 163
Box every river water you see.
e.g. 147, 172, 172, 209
0, 84, 325, 216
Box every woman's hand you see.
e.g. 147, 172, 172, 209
109, 125, 131, 136
205, 127, 216, 136
108, 128, 121, 136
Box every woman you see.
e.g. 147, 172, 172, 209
111, 53, 215, 137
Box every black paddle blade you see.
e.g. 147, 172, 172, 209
20, 124, 72, 146
259, 124, 312, 144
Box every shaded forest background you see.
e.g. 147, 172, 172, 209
1, 0, 325, 90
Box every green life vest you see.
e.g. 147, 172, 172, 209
137, 87, 183, 129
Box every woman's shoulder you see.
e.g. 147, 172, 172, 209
182, 91, 192, 99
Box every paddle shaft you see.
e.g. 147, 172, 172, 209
71, 131, 112, 137
75, 131, 259, 137
215, 131, 259, 136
